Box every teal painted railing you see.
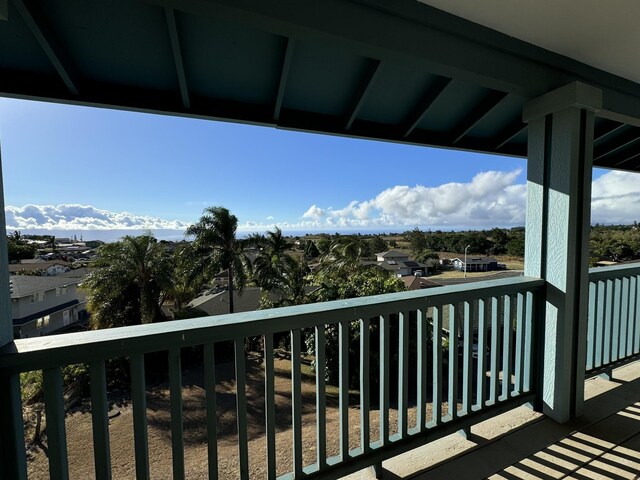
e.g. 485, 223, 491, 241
587, 263, 640, 376
0, 276, 543, 480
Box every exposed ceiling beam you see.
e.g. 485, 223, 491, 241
345, 59, 382, 130
12, 0, 78, 95
277, 107, 527, 158
1, 0, 8, 21
614, 149, 640, 168
273, 37, 295, 122
622, 154, 640, 172
451, 91, 508, 144
402, 77, 451, 137
594, 121, 626, 144
593, 140, 640, 167
165, 7, 190, 109
151, 0, 640, 101
594, 127, 640, 161
493, 121, 527, 150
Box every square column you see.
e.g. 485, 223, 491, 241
0, 143, 11, 348
524, 82, 601, 423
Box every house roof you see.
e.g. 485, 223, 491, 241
188, 287, 263, 316
452, 257, 498, 265
401, 276, 441, 290
13, 299, 80, 326
2, 1, 640, 171
8, 261, 70, 273
10, 275, 82, 298
376, 250, 409, 259
188, 285, 320, 316
374, 260, 428, 272
58, 267, 91, 279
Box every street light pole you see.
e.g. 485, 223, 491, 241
464, 245, 470, 278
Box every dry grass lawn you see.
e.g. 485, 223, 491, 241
24, 354, 451, 479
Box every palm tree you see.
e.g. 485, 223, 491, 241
185, 206, 250, 314
252, 227, 293, 291
319, 236, 371, 274
275, 258, 310, 306
251, 228, 312, 306
83, 234, 171, 329
165, 242, 207, 314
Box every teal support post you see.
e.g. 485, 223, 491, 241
523, 81, 601, 423
0, 140, 28, 479
0, 143, 12, 349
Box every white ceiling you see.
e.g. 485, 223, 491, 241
418, 1, 640, 85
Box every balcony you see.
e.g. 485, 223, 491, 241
2, 0, 640, 478
0, 264, 638, 479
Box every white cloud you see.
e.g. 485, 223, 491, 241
293, 170, 527, 230
302, 205, 325, 220
591, 170, 640, 224
5, 204, 189, 231
284, 169, 640, 231
7, 170, 640, 235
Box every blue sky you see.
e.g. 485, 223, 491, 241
0, 97, 636, 236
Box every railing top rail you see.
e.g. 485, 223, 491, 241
0, 276, 543, 373
589, 262, 640, 281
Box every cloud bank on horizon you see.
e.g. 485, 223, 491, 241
5, 170, 640, 232
5, 204, 189, 231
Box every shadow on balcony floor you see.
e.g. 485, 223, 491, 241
347, 362, 640, 479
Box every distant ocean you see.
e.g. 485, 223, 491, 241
8, 228, 399, 243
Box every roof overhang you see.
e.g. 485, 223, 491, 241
2, 0, 640, 171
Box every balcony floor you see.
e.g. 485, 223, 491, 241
346, 362, 640, 479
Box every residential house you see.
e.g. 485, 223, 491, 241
451, 256, 501, 272
401, 276, 441, 290
187, 285, 320, 316
187, 287, 263, 316
10, 276, 88, 339
8, 260, 71, 276
369, 250, 429, 276
375, 250, 410, 262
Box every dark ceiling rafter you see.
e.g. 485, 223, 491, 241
273, 37, 295, 122
612, 150, 640, 171
12, 0, 79, 95
345, 59, 383, 130
493, 121, 527, 151
614, 149, 640, 168
594, 121, 626, 144
165, 7, 190, 109
402, 76, 451, 138
451, 91, 508, 144
593, 140, 640, 167
594, 127, 640, 162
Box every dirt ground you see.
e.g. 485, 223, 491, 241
24, 355, 448, 479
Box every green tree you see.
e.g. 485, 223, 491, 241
83, 234, 171, 329
303, 239, 320, 259
165, 242, 206, 314
369, 235, 387, 254
316, 235, 332, 255
506, 237, 525, 257
312, 268, 404, 303
404, 227, 427, 255
308, 268, 404, 384
260, 258, 311, 308
319, 236, 371, 274
7, 231, 36, 262
252, 227, 294, 291
185, 206, 251, 314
